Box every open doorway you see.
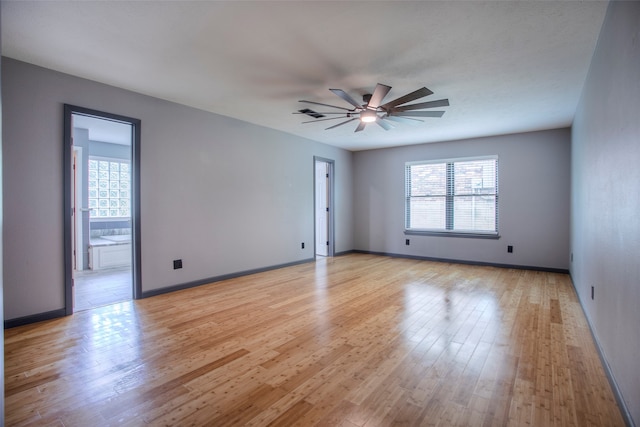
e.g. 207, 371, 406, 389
314, 157, 334, 258
64, 105, 141, 314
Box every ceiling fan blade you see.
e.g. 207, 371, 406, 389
367, 83, 392, 109
301, 116, 350, 124
391, 110, 446, 118
385, 116, 424, 124
375, 118, 394, 131
299, 100, 353, 111
329, 88, 363, 109
326, 118, 358, 130
293, 111, 355, 115
394, 99, 450, 112
380, 87, 433, 109
354, 121, 367, 132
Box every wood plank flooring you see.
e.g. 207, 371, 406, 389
74, 266, 132, 312
4, 254, 625, 426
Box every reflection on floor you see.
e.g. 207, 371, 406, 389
74, 266, 132, 311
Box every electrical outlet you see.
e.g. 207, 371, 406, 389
405, 239, 410, 246
507, 245, 513, 253
173, 259, 183, 270
301, 242, 305, 249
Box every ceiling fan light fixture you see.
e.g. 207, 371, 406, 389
360, 110, 377, 123
297, 83, 448, 132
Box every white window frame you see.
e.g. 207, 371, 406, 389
405, 155, 499, 238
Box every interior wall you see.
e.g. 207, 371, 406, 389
89, 139, 130, 159
0, 7, 6, 418
571, 1, 640, 424
353, 128, 571, 270
2, 57, 353, 321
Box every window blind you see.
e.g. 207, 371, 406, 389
405, 157, 498, 235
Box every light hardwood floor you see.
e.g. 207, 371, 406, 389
5, 254, 625, 426
74, 266, 132, 311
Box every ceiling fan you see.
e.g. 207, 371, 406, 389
295, 83, 449, 132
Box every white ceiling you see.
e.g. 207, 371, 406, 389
1, 1, 608, 151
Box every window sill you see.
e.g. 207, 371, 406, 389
404, 229, 500, 239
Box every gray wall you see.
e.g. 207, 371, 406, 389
571, 1, 640, 424
1, 7, 6, 419
353, 128, 571, 270
89, 139, 130, 159
2, 57, 353, 320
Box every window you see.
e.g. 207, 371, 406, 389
88, 158, 131, 219
405, 156, 498, 236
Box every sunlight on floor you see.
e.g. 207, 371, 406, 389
74, 266, 132, 311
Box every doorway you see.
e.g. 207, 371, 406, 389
314, 157, 334, 258
64, 105, 141, 314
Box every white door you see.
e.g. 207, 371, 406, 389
72, 146, 84, 272
315, 160, 329, 256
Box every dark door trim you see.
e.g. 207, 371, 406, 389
63, 104, 142, 315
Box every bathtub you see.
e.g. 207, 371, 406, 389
100, 234, 131, 243
88, 235, 132, 270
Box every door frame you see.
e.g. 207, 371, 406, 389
72, 146, 84, 271
313, 156, 335, 258
63, 105, 142, 315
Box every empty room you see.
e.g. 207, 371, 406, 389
1, 1, 638, 426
